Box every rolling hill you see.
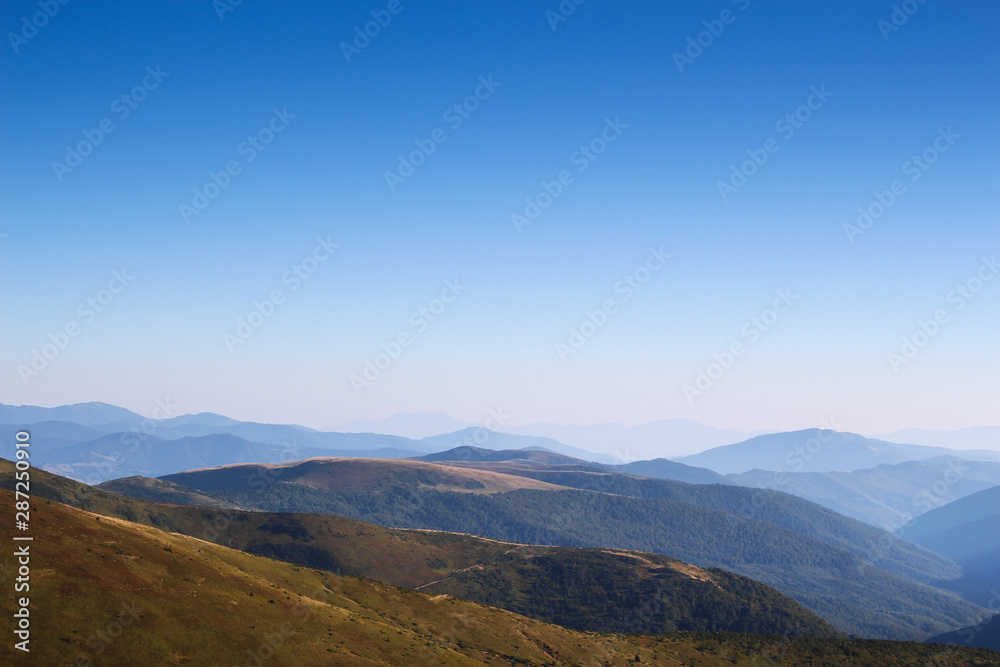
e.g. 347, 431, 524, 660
614, 458, 730, 485
157, 458, 992, 639
415, 445, 590, 465
0, 459, 839, 639
435, 462, 987, 596
4, 488, 995, 666
421, 446, 730, 485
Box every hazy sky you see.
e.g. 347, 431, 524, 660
2, 1, 998, 433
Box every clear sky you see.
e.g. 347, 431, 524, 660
1, 0, 998, 433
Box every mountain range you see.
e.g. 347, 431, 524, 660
4, 401, 1000, 660
728, 456, 1000, 530
676, 429, 1000, 475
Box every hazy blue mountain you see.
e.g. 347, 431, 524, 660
419, 428, 618, 463
676, 429, 1000, 475
34, 431, 425, 481
0, 402, 435, 454
160, 412, 244, 427
507, 419, 757, 459
878, 426, 1000, 452
927, 613, 1000, 652
331, 412, 474, 439
0, 401, 145, 426
728, 457, 1000, 529
0, 420, 104, 454
108, 421, 433, 453
902, 485, 1000, 586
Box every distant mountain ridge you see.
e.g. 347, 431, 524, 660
902, 484, 1000, 588
419, 428, 619, 463
677, 429, 1000, 475
877, 426, 1000, 452
728, 457, 1000, 529
0, 401, 145, 425
506, 419, 759, 459
332, 412, 474, 438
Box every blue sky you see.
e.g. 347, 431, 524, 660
1, 0, 998, 433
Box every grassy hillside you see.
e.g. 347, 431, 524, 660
165, 457, 564, 494
99, 475, 245, 509
2, 489, 997, 666
0, 460, 837, 638
156, 460, 990, 640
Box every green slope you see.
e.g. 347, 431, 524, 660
0, 459, 837, 639
2, 489, 998, 666
157, 458, 990, 640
